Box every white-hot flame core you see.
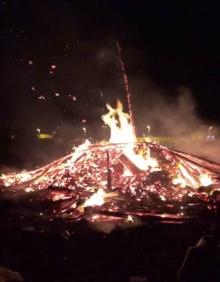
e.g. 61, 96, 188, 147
83, 189, 106, 207
172, 176, 187, 188
178, 163, 198, 188
82, 189, 118, 208
172, 162, 214, 189
126, 215, 134, 223
102, 100, 136, 144
68, 139, 91, 165
199, 173, 213, 187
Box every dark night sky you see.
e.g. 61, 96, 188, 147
1, 1, 220, 167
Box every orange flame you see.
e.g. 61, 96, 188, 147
81, 189, 118, 209
172, 162, 214, 188
102, 100, 160, 172
0, 100, 216, 203
199, 173, 212, 187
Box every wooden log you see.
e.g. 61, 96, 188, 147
119, 154, 143, 175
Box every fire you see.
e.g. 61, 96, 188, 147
172, 163, 214, 189
172, 176, 187, 188
1, 170, 32, 187
0, 100, 220, 222
79, 189, 118, 212
125, 215, 134, 223
83, 189, 106, 208
25, 187, 34, 193
102, 100, 136, 144
68, 139, 91, 165
176, 162, 198, 188
199, 173, 212, 187
102, 100, 160, 172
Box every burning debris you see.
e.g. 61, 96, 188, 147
1, 101, 220, 223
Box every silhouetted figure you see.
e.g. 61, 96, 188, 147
178, 227, 220, 282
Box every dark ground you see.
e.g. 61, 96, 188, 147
0, 213, 213, 282
0, 163, 220, 282
1, 140, 220, 282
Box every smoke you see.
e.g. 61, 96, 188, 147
132, 83, 220, 162
2, 30, 220, 170
94, 43, 220, 164
134, 86, 196, 135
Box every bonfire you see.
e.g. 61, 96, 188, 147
1, 100, 220, 223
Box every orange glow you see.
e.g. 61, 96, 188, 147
82, 189, 118, 208
83, 189, 106, 208
102, 100, 136, 144
0, 99, 219, 223
102, 100, 160, 171
173, 163, 214, 189
199, 173, 212, 187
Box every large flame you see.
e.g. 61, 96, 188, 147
101, 99, 214, 189
102, 100, 160, 172
0, 100, 214, 192
102, 100, 136, 144
0, 99, 217, 218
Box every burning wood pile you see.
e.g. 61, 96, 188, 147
1, 101, 220, 223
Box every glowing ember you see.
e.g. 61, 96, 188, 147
25, 187, 34, 193
125, 215, 134, 223
177, 162, 198, 188
199, 173, 213, 187
83, 189, 106, 208
1, 101, 220, 223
